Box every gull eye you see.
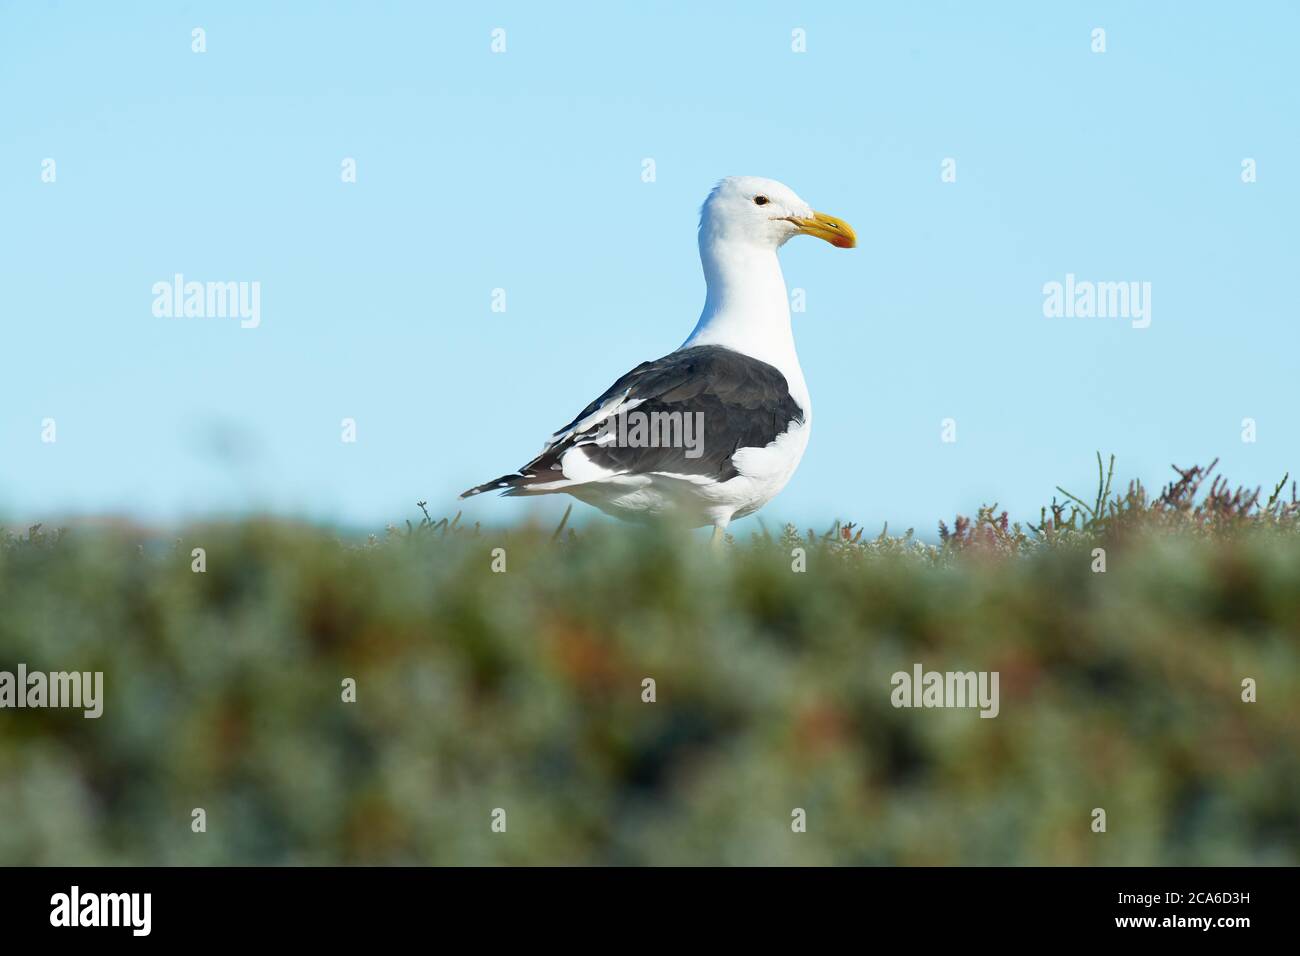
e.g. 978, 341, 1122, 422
753, 195, 769, 206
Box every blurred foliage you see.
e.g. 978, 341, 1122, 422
0, 461, 1297, 865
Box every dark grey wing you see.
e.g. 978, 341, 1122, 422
461, 345, 805, 498
549, 345, 804, 477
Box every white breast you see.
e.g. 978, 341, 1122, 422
725, 412, 811, 519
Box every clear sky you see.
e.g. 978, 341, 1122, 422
2, 2, 1297, 537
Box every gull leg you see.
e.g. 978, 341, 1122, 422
710, 514, 732, 549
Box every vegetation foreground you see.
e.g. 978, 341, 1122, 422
1, 460, 1297, 865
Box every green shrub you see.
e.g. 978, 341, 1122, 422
1, 461, 1296, 864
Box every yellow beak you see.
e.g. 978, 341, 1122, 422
788, 210, 856, 248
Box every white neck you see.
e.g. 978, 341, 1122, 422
680, 235, 809, 412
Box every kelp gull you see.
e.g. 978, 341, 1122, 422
461, 176, 856, 539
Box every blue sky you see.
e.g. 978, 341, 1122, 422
2, 2, 1297, 536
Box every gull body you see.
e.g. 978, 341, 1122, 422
462, 176, 855, 537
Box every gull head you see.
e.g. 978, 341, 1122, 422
699, 176, 856, 251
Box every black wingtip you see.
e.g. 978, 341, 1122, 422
461, 474, 532, 499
